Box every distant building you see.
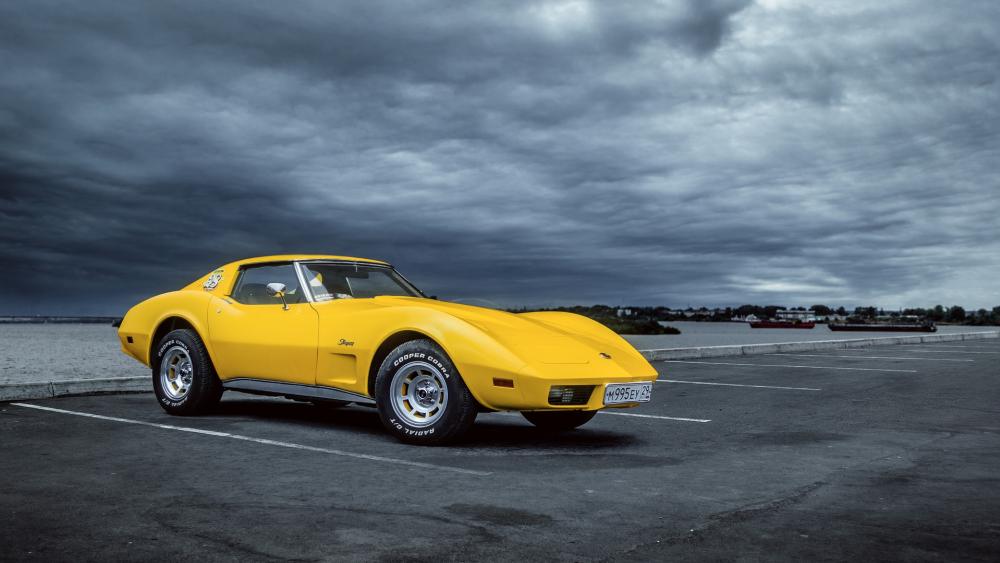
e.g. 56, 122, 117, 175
776, 310, 816, 322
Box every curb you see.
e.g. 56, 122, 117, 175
639, 330, 1000, 361
0, 376, 149, 402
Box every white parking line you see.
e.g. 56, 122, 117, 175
899, 344, 989, 349
765, 353, 973, 363
598, 411, 711, 423
495, 410, 710, 423
888, 349, 999, 355
660, 360, 918, 373
657, 379, 821, 391
11, 403, 490, 476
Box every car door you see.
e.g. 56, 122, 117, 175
208, 262, 318, 385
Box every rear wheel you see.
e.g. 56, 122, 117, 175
521, 410, 597, 431
374, 339, 477, 445
152, 329, 222, 415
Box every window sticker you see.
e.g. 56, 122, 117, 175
203, 269, 224, 290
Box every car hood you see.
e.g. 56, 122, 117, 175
372, 296, 604, 365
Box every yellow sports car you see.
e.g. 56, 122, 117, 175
117, 255, 657, 444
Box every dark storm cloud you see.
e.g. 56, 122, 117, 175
1, 0, 998, 314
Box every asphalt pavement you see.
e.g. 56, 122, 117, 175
2, 340, 999, 561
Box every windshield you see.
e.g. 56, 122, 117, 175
299, 262, 421, 301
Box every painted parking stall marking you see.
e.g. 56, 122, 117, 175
898, 344, 999, 349
659, 360, 918, 373
496, 410, 711, 423
657, 379, 821, 391
891, 349, 1000, 355
11, 403, 490, 476
765, 353, 974, 362
597, 411, 711, 423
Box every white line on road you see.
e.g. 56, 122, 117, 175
11, 403, 490, 476
495, 410, 711, 423
899, 344, 989, 349
765, 353, 973, 362
660, 360, 918, 373
598, 411, 711, 423
657, 379, 821, 391
887, 349, 999, 355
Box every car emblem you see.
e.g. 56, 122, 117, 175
338, 339, 355, 347
203, 269, 224, 290
599, 352, 612, 359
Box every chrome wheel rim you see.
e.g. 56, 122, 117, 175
390, 361, 448, 427
159, 346, 193, 400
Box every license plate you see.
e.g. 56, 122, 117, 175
603, 382, 652, 405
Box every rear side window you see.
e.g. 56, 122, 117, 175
230, 264, 304, 305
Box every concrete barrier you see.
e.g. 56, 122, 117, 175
640, 330, 1000, 361
1, 376, 149, 402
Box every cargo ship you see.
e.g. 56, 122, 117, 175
828, 315, 936, 332
828, 322, 936, 333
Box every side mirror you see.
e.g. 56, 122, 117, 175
266, 282, 289, 310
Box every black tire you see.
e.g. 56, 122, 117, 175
521, 410, 597, 431
152, 329, 223, 415
374, 339, 478, 445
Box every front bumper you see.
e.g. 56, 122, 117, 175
513, 374, 655, 411
467, 364, 657, 412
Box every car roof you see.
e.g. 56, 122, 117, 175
228, 254, 390, 268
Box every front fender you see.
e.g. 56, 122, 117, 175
312, 301, 532, 410
517, 311, 656, 375
372, 308, 532, 410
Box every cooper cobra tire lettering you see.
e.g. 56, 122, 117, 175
157, 338, 183, 357
425, 355, 449, 378
393, 352, 426, 367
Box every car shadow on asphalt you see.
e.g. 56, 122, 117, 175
211, 398, 641, 451
459, 416, 642, 450
212, 398, 388, 437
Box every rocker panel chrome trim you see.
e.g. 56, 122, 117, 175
222, 378, 375, 405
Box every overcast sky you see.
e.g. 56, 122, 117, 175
1, 0, 998, 315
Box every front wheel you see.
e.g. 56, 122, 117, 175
374, 339, 478, 445
152, 329, 222, 415
522, 410, 597, 431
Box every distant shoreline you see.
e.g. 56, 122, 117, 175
0, 316, 118, 324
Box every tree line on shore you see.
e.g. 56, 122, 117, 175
507, 305, 680, 335
509, 303, 1000, 333
742, 304, 1000, 325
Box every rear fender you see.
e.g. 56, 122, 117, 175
117, 291, 215, 367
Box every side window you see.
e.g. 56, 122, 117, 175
230, 264, 304, 305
